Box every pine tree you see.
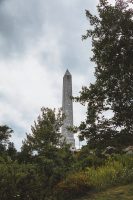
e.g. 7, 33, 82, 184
21, 107, 63, 157
0, 125, 13, 153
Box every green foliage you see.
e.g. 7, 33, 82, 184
74, 146, 105, 170
55, 154, 133, 200
78, 154, 105, 169
76, 0, 133, 150
21, 107, 63, 157
19, 107, 74, 198
0, 161, 47, 200
55, 172, 92, 200
17, 142, 33, 164
0, 125, 12, 142
1, 1, 133, 199
0, 109, 75, 199
86, 154, 133, 188
7, 142, 17, 161
0, 125, 13, 154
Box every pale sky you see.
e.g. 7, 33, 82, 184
0, 0, 114, 149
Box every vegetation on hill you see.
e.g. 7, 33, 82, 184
54, 154, 133, 200
0, 0, 133, 199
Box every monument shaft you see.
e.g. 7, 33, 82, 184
62, 70, 75, 148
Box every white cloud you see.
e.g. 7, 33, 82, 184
0, 0, 100, 149
0, 42, 89, 149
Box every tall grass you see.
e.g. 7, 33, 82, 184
55, 154, 133, 200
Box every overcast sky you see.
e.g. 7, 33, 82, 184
0, 0, 115, 149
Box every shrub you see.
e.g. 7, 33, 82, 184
55, 154, 133, 199
54, 172, 93, 200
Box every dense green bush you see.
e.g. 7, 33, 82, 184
75, 154, 105, 170
0, 161, 44, 200
0, 149, 74, 200
73, 145, 106, 170
55, 172, 92, 200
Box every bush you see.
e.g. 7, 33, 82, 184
55, 154, 133, 199
79, 154, 105, 169
54, 172, 93, 200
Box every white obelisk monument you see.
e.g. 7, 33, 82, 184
62, 69, 75, 149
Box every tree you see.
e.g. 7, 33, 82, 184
21, 107, 74, 192
21, 107, 64, 156
77, 0, 133, 150
0, 125, 13, 153
7, 142, 17, 161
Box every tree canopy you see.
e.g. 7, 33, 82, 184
0, 125, 13, 153
77, 0, 133, 150
21, 107, 64, 157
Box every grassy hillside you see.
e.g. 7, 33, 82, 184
80, 184, 133, 200
55, 155, 133, 200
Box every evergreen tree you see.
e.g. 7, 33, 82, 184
7, 142, 17, 161
0, 125, 13, 153
21, 107, 63, 157
21, 107, 73, 190
77, 0, 133, 150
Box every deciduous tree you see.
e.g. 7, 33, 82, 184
77, 0, 133, 150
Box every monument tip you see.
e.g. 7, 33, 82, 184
64, 69, 71, 76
